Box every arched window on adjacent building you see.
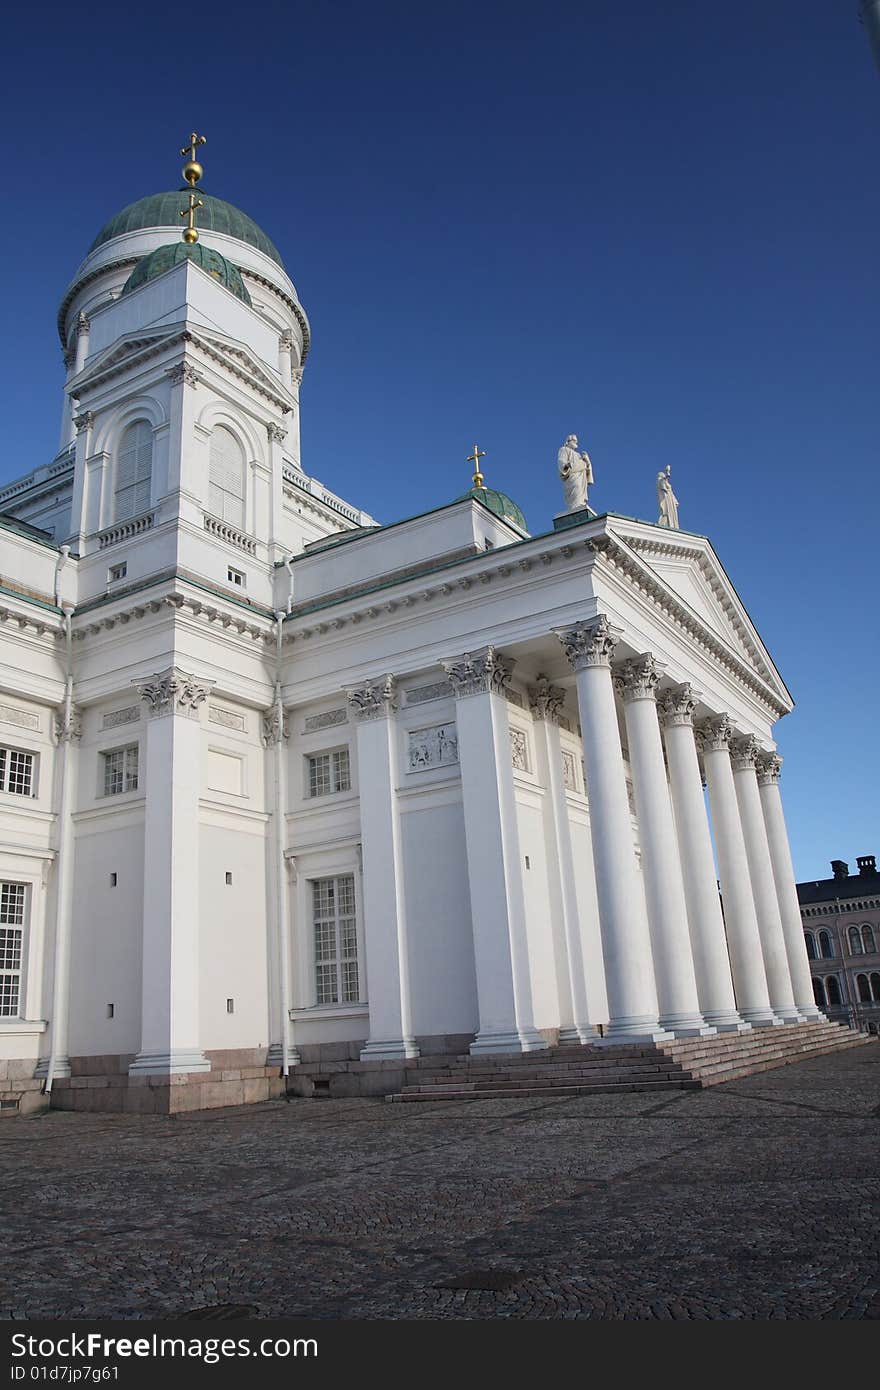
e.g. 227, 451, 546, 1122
208, 425, 245, 529
826, 976, 843, 1007
848, 926, 864, 955
857, 973, 871, 1004
862, 925, 876, 953
812, 978, 826, 1008
818, 929, 834, 959
870, 972, 880, 1001
115, 420, 153, 521
804, 932, 817, 960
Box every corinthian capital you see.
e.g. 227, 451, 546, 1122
267, 421, 288, 444
695, 713, 733, 754
166, 363, 201, 388
135, 667, 214, 719
554, 615, 618, 671
442, 647, 513, 699
76, 312, 90, 337
658, 682, 698, 728
346, 674, 398, 721
261, 704, 289, 746
528, 674, 565, 723
54, 704, 83, 744
755, 751, 782, 786
730, 734, 761, 772
73, 411, 95, 435
613, 653, 662, 702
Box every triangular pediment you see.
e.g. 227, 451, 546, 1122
605, 519, 792, 710
70, 328, 180, 391
187, 329, 295, 409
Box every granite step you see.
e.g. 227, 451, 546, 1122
388, 1077, 701, 1103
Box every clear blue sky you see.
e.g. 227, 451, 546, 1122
0, 1, 876, 881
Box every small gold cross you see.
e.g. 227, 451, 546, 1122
181, 192, 203, 244
467, 444, 486, 488
181, 132, 207, 187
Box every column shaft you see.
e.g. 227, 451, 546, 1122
659, 688, 747, 1030
445, 650, 547, 1054
757, 754, 824, 1020
347, 677, 418, 1060
556, 621, 669, 1043
130, 669, 213, 1073
731, 737, 801, 1021
618, 660, 713, 1036
699, 717, 779, 1026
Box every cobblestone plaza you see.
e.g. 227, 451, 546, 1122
2, 1047, 878, 1321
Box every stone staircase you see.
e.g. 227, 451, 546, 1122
385, 1021, 872, 1103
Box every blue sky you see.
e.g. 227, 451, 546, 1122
0, 1, 876, 879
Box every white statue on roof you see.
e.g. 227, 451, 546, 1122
656, 464, 680, 529
558, 434, 593, 512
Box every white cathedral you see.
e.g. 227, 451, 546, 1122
0, 140, 829, 1114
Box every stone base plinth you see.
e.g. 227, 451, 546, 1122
45, 1048, 284, 1114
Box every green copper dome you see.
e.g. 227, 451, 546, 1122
457, 485, 528, 533
89, 190, 284, 267
121, 242, 252, 304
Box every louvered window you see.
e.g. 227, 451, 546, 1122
115, 421, 153, 521
208, 426, 245, 528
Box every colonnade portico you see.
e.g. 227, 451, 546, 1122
336, 612, 818, 1060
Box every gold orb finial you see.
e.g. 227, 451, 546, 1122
181, 131, 207, 186
181, 192, 203, 244
467, 444, 487, 489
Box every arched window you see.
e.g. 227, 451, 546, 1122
870, 973, 880, 1002
208, 426, 245, 528
857, 974, 871, 1004
812, 978, 826, 1008
818, 930, 834, 959
862, 925, 876, 953
115, 420, 153, 521
804, 932, 817, 960
826, 976, 843, 1007
848, 926, 863, 955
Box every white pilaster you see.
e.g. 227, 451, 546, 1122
731, 736, 802, 1022
528, 678, 601, 1043
267, 421, 287, 563
67, 410, 95, 549
756, 753, 825, 1021
129, 668, 213, 1074
444, 649, 548, 1054
616, 658, 713, 1036
347, 675, 418, 1060
555, 619, 670, 1043
658, 686, 748, 1031
164, 362, 202, 525
698, 716, 780, 1026
263, 681, 299, 1071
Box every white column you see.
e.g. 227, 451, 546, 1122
66, 410, 95, 549
528, 677, 601, 1043
263, 682, 299, 1071
278, 329, 293, 383
555, 619, 670, 1043
616, 657, 714, 1036
444, 649, 548, 1054
731, 736, 802, 1021
698, 716, 780, 1026
658, 685, 748, 1031
164, 362, 202, 526
756, 752, 825, 1021
130, 669, 213, 1074
266, 421, 287, 563
347, 676, 418, 1060
39, 670, 81, 1085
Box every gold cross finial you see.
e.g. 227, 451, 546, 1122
181, 191, 203, 244
180, 131, 207, 187
467, 444, 486, 489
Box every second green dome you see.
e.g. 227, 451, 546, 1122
121, 242, 252, 304
457, 485, 528, 533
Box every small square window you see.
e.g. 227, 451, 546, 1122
108, 562, 127, 583
102, 744, 139, 796
225, 872, 233, 885
0, 746, 36, 797
307, 748, 351, 797
227, 566, 245, 588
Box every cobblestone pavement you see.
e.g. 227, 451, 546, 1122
1, 1047, 878, 1321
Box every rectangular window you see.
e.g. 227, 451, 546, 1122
307, 748, 351, 798
0, 882, 26, 1018
102, 744, 139, 796
227, 566, 245, 587
312, 874, 359, 1006
108, 562, 127, 583
0, 746, 35, 797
